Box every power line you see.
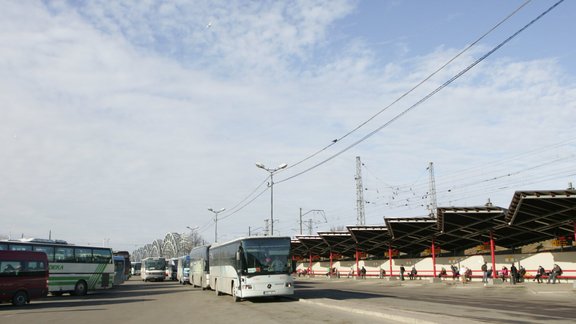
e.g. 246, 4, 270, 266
278, 0, 563, 185
205, 0, 563, 230
282, 0, 532, 172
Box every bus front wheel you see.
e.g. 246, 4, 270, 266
73, 280, 88, 296
232, 283, 240, 302
12, 291, 28, 306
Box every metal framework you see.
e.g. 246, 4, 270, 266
291, 190, 576, 259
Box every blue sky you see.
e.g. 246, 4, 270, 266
1, 0, 574, 252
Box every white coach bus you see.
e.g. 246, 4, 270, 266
177, 255, 190, 285
141, 257, 166, 282
209, 236, 294, 301
0, 238, 114, 296
189, 245, 210, 289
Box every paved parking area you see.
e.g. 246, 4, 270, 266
295, 277, 576, 323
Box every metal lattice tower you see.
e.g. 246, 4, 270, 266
264, 219, 270, 236
355, 156, 366, 225
427, 162, 438, 218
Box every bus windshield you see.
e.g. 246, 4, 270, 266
241, 238, 291, 275
144, 259, 166, 270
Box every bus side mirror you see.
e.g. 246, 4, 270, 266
236, 251, 240, 261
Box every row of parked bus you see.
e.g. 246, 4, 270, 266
0, 236, 295, 306
137, 236, 294, 302
0, 238, 120, 306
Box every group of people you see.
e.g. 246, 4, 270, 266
318, 263, 564, 283
533, 264, 563, 284
497, 264, 526, 284
481, 262, 563, 284
398, 265, 419, 280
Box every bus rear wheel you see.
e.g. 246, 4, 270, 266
73, 280, 88, 296
12, 291, 28, 306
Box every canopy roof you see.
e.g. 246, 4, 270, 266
502, 190, 576, 247
347, 225, 390, 256
317, 231, 356, 257
294, 235, 329, 256
290, 189, 576, 259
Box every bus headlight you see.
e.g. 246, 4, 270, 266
285, 282, 292, 288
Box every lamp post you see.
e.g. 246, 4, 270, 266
255, 162, 288, 237
208, 208, 226, 243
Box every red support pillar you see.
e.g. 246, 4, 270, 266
355, 247, 359, 278
309, 253, 313, 276
432, 238, 437, 278
388, 245, 393, 277
490, 232, 496, 279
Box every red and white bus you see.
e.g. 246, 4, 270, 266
0, 250, 49, 306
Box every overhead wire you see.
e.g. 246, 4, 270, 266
283, 0, 532, 172
209, 0, 537, 222
363, 138, 575, 213
207, 0, 564, 232
218, 186, 269, 221
277, 0, 564, 185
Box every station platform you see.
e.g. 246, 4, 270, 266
294, 277, 575, 323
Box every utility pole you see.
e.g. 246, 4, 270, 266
299, 208, 303, 235
427, 162, 438, 218
256, 162, 288, 237
307, 219, 314, 235
355, 156, 366, 225
264, 219, 270, 236
299, 209, 325, 235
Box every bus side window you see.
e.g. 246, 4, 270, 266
55, 247, 74, 262
75, 248, 93, 263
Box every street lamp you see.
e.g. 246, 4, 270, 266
255, 162, 288, 236
208, 208, 226, 243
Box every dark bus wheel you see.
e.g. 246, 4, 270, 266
12, 291, 28, 306
74, 281, 88, 296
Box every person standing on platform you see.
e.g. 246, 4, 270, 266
481, 262, 488, 283
400, 265, 405, 281
510, 263, 518, 285
460, 266, 469, 284
360, 266, 367, 279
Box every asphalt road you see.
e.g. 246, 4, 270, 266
0, 278, 388, 324
2, 277, 574, 323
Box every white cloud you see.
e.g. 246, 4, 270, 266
1, 1, 574, 251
